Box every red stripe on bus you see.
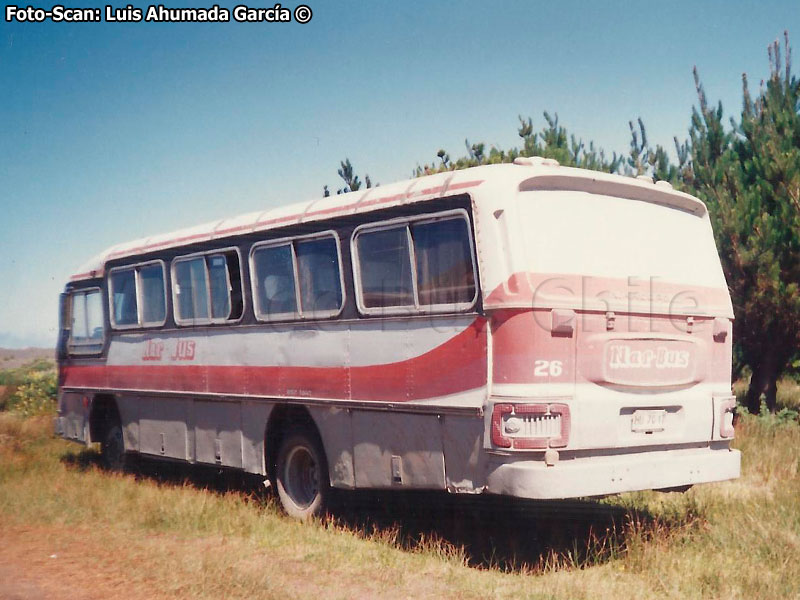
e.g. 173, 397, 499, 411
62, 318, 488, 402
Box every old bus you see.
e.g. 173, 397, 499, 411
56, 158, 740, 519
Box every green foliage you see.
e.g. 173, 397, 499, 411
0, 359, 54, 386
734, 399, 800, 427
683, 32, 800, 413
412, 111, 622, 176
331, 158, 375, 196
626, 118, 684, 181
0, 361, 57, 417
4, 370, 57, 417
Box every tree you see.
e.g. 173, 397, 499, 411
337, 158, 361, 194
412, 111, 622, 176
685, 32, 800, 412
325, 159, 374, 196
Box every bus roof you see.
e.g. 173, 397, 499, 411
69, 160, 707, 282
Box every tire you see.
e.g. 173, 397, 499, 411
275, 426, 329, 520
100, 419, 127, 471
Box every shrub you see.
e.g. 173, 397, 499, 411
6, 371, 57, 417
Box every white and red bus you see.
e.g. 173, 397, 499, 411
56, 158, 740, 519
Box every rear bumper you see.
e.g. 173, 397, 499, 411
486, 445, 741, 499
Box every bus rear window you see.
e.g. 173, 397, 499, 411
517, 190, 729, 289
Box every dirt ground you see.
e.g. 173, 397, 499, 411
0, 349, 54, 370
0, 525, 141, 600
0, 520, 438, 600
0, 523, 258, 600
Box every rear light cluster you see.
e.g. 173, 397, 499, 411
719, 396, 736, 438
491, 402, 570, 449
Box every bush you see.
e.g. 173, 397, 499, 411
5, 371, 57, 418
736, 398, 800, 428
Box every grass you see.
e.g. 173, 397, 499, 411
732, 375, 800, 411
776, 378, 800, 412
0, 361, 798, 597
0, 404, 798, 599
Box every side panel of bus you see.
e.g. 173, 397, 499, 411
57, 195, 491, 494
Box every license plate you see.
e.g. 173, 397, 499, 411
631, 409, 666, 432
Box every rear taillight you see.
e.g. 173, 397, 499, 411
491, 402, 571, 449
719, 397, 736, 438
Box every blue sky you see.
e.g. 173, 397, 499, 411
1, 0, 798, 348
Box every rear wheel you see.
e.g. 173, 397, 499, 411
100, 418, 127, 471
275, 426, 329, 520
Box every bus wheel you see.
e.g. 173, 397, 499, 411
275, 426, 329, 520
100, 420, 126, 471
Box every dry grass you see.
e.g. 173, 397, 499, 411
733, 376, 800, 414
0, 347, 54, 370
777, 378, 800, 411
0, 412, 798, 599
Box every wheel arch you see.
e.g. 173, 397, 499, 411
88, 393, 120, 445
264, 403, 327, 484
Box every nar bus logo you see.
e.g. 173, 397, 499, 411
171, 340, 196, 361
141, 340, 164, 362
607, 344, 690, 370
141, 340, 196, 362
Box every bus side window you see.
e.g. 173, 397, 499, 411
208, 254, 232, 319
354, 212, 477, 314
110, 268, 138, 326
411, 217, 476, 306
252, 244, 298, 319
208, 251, 244, 321
174, 258, 210, 323
139, 263, 167, 325
109, 262, 167, 329
225, 252, 244, 320
174, 250, 244, 325
355, 227, 414, 309
295, 236, 343, 316
251, 234, 342, 321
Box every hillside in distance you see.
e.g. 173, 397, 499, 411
0, 348, 55, 370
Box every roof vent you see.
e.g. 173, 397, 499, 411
636, 174, 654, 183
655, 180, 674, 189
514, 156, 560, 168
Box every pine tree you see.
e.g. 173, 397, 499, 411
686, 33, 800, 412
333, 159, 374, 195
